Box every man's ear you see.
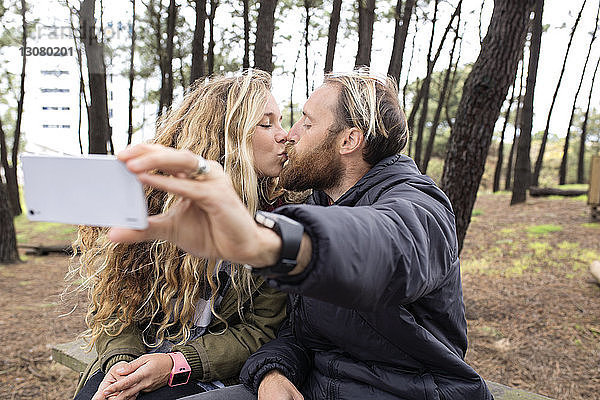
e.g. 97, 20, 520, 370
339, 127, 364, 155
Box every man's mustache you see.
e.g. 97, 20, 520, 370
285, 142, 295, 155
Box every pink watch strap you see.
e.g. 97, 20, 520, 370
167, 352, 191, 387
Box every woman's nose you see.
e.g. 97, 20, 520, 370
274, 126, 287, 143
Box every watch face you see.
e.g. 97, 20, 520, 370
171, 370, 191, 386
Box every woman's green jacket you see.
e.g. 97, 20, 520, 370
74, 278, 287, 396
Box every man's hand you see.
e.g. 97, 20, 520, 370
108, 144, 281, 268
99, 353, 173, 400
91, 361, 131, 400
258, 370, 304, 400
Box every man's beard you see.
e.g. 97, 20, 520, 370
279, 135, 343, 192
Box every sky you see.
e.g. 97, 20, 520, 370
1, 0, 599, 156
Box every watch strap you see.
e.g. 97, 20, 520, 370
167, 351, 191, 387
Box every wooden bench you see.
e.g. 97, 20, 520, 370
52, 339, 553, 399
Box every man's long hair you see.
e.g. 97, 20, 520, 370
325, 68, 409, 166
71, 70, 280, 350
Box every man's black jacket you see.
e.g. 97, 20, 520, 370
240, 154, 493, 399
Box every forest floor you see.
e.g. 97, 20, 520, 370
0, 192, 599, 399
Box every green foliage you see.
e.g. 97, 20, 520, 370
14, 214, 77, 243
581, 222, 600, 229
526, 224, 563, 235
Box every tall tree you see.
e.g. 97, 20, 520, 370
254, 0, 278, 72
242, 0, 250, 68
579, 54, 600, 183
68, 4, 87, 154
324, 0, 342, 73
441, 0, 533, 253
493, 81, 517, 192
355, 0, 376, 67
165, 0, 177, 108
0, 0, 26, 215
402, 15, 417, 112
414, 0, 439, 168
478, 0, 485, 45
304, 0, 312, 98
387, 0, 416, 85
0, 181, 18, 263
505, 57, 525, 191
127, 0, 137, 145
532, 0, 587, 186
207, 0, 218, 75
190, 0, 207, 83
80, 0, 111, 154
559, 0, 599, 185
422, 3, 461, 173
512, 0, 543, 204
146, 0, 169, 116
406, 3, 461, 144
445, 28, 463, 130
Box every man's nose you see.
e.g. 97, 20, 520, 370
286, 121, 301, 144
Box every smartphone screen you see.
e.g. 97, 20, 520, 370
21, 154, 148, 229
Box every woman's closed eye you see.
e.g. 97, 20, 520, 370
258, 123, 273, 128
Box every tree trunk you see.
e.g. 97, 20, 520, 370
324, 0, 342, 73
511, 0, 543, 205
355, 0, 376, 67
441, 0, 534, 253
243, 0, 250, 69
493, 82, 516, 192
165, 0, 177, 110
151, 0, 167, 116
387, 0, 415, 84
207, 0, 218, 75
445, 30, 463, 130
406, 3, 461, 142
423, 3, 461, 173
505, 56, 525, 191
402, 14, 417, 112
579, 54, 600, 183
559, 0, 599, 185
478, 0, 485, 46
290, 46, 302, 126
254, 0, 278, 72
68, 4, 87, 154
3, 0, 27, 216
0, 181, 19, 263
304, 0, 311, 98
414, 0, 439, 168
127, 0, 136, 145
191, 0, 207, 83
532, 0, 587, 186
80, 0, 110, 154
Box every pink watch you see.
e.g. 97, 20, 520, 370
167, 352, 191, 387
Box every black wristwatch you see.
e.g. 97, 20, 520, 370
251, 211, 304, 276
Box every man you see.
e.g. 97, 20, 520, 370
110, 70, 492, 399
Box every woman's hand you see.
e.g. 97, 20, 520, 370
99, 353, 173, 400
91, 361, 130, 400
108, 144, 281, 268
258, 370, 304, 400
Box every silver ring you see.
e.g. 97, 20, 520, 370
193, 155, 210, 176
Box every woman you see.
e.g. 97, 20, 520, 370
72, 70, 290, 400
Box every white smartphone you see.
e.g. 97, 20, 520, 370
21, 154, 148, 229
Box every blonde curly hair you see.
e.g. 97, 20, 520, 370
72, 69, 282, 350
